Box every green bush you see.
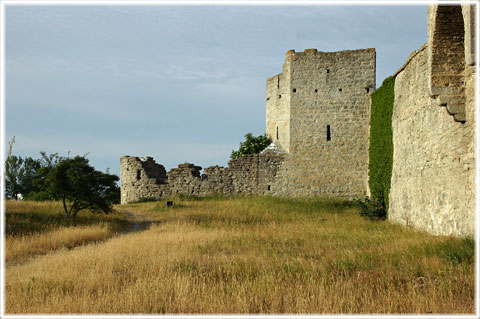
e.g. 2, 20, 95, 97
368, 76, 395, 217
357, 197, 386, 220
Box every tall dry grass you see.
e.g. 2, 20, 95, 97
5, 196, 474, 314
5, 200, 129, 264
5, 200, 128, 235
6, 225, 112, 265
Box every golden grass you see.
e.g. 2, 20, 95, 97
6, 225, 113, 265
5, 200, 129, 265
5, 200, 128, 236
4, 197, 475, 314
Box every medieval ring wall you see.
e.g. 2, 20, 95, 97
121, 4, 476, 237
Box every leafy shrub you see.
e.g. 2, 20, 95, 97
357, 197, 386, 220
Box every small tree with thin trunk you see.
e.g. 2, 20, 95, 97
43, 156, 119, 224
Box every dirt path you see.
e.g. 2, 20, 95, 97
6, 207, 160, 267
113, 206, 162, 234
119, 210, 154, 233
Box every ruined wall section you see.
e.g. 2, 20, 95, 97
389, 47, 475, 236
120, 151, 286, 203
167, 163, 211, 197
270, 48, 375, 198
120, 156, 169, 204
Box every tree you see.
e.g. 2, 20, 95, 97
5, 155, 41, 200
230, 133, 272, 160
5, 156, 24, 200
39, 151, 66, 169
42, 156, 119, 224
19, 157, 42, 197
31, 152, 67, 201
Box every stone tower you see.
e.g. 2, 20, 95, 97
265, 48, 376, 198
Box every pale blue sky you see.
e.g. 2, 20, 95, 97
5, 4, 427, 176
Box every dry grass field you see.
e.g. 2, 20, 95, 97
5, 201, 129, 265
4, 196, 475, 314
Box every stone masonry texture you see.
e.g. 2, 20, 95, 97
266, 48, 375, 198
121, 4, 475, 237
120, 149, 286, 204
388, 4, 475, 236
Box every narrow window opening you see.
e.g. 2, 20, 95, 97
365, 87, 370, 93
277, 75, 280, 89
276, 126, 279, 140
338, 88, 342, 92
136, 170, 141, 180
314, 89, 318, 93
266, 97, 270, 101
278, 94, 282, 98
267, 185, 271, 191
293, 88, 297, 93
327, 125, 331, 141
326, 69, 330, 73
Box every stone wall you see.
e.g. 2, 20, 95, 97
120, 5, 475, 238
266, 48, 375, 198
120, 150, 286, 203
266, 66, 290, 153
122, 49, 375, 202
427, 5, 467, 122
388, 5, 475, 236
120, 156, 169, 204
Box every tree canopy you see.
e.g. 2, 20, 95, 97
5, 152, 120, 224
230, 133, 272, 160
5, 156, 41, 200
42, 156, 119, 223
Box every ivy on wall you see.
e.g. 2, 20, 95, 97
368, 76, 395, 213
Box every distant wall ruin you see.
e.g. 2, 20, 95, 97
120, 147, 285, 204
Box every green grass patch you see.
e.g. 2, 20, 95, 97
418, 237, 474, 265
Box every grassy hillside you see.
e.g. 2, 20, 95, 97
5, 197, 474, 313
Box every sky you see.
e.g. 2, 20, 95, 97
4, 2, 428, 177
